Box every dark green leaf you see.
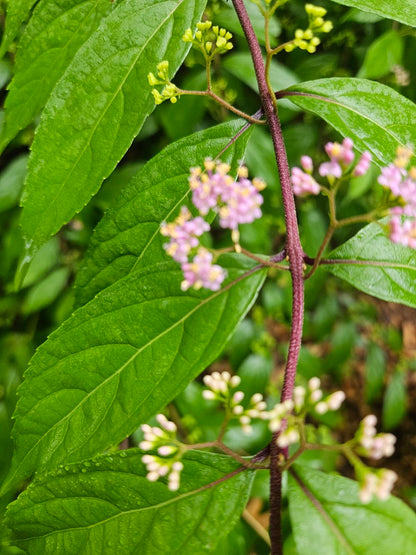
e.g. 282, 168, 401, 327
382, 371, 407, 430
6, 450, 253, 554
329, 0, 416, 27
0, 0, 37, 58
20, 0, 207, 256
74, 120, 251, 307
284, 78, 416, 165
327, 220, 416, 308
2, 257, 266, 493
289, 464, 416, 555
0, 0, 113, 152
365, 343, 386, 403
357, 31, 404, 80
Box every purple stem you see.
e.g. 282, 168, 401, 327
231, 2, 305, 553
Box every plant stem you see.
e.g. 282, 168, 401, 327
231, 2, 305, 553
178, 89, 266, 124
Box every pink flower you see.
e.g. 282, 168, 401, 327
181, 248, 226, 291
189, 160, 265, 231
319, 160, 342, 178
389, 216, 416, 249
353, 151, 372, 176
161, 206, 210, 264
301, 155, 313, 172
291, 167, 321, 196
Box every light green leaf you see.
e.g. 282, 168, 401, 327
0, 154, 28, 213
382, 371, 407, 430
20, 0, 207, 255
6, 450, 254, 554
357, 31, 404, 80
329, 0, 416, 27
74, 120, 252, 307
0, 0, 37, 58
2, 257, 266, 494
216, 1, 280, 47
289, 464, 416, 555
283, 78, 416, 165
0, 0, 113, 152
223, 52, 299, 92
327, 220, 416, 308
21, 267, 69, 315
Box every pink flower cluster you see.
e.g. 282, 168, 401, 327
161, 159, 266, 291
161, 207, 225, 291
189, 159, 265, 233
378, 146, 416, 249
291, 137, 372, 196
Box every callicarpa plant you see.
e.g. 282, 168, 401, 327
1, 0, 416, 554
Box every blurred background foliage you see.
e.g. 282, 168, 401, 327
0, 0, 416, 551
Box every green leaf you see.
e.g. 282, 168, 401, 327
283, 78, 416, 165
365, 342, 386, 403
0, 154, 28, 213
2, 257, 266, 494
0, 0, 37, 58
21, 267, 69, 315
223, 52, 299, 92
0, 0, 114, 152
288, 464, 416, 555
6, 450, 254, 554
327, 220, 416, 308
20, 0, 207, 256
382, 371, 407, 430
329, 0, 416, 27
74, 120, 251, 307
357, 31, 404, 80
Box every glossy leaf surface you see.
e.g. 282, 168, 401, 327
0, 0, 113, 151
328, 220, 416, 308
75, 120, 251, 307
289, 464, 416, 555
7, 450, 253, 554
20, 0, 206, 254
0, 0, 37, 57
329, 0, 416, 27
2, 256, 266, 493
284, 79, 416, 165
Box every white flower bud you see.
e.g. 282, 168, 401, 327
139, 441, 153, 451
202, 390, 216, 400
172, 461, 184, 472
147, 471, 160, 482
308, 377, 321, 391
251, 393, 263, 404
310, 389, 323, 403
157, 445, 177, 456
327, 391, 346, 410
315, 402, 328, 414
233, 391, 245, 404
230, 375, 241, 387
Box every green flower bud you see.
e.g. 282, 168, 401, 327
147, 72, 159, 86
182, 28, 193, 42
